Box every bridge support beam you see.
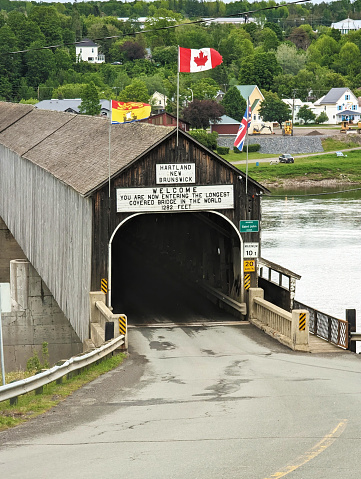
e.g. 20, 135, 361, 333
1, 260, 82, 370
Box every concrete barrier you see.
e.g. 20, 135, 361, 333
248, 288, 309, 351
89, 292, 127, 350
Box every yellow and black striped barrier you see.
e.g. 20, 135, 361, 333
101, 278, 107, 294
299, 312, 306, 331
244, 274, 251, 290
119, 315, 127, 336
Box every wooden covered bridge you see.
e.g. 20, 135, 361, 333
0, 101, 284, 368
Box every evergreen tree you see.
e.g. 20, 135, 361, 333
221, 86, 246, 122
79, 81, 101, 116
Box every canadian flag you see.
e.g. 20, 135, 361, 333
179, 47, 223, 73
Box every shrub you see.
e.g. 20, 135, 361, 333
189, 130, 218, 150
248, 144, 261, 152
233, 146, 242, 153
216, 146, 230, 155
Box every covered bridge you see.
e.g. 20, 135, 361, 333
0, 102, 269, 367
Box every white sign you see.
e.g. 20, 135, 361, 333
0, 283, 11, 313
244, 243, 259, 258
117, 185, 234, 213
156, 163, 195, 184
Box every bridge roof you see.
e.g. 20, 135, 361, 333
0, 102, 268, 197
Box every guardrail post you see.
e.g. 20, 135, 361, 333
248, 288, 264, 320
347, 309, 356, 352
291, 310, 309, 349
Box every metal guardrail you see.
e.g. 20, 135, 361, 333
0, 335, 124, 404
294, 300, 348, 349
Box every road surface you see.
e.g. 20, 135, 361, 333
1, 323, 361, 479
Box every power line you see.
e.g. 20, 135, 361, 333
3, 0, 314, 56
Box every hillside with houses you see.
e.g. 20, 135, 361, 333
1, 0, 361, 135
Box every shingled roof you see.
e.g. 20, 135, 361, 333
0, 102, 269, 197
0, 102, 175, 196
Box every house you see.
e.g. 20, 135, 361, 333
235, 85, 264, 130
151, 91, 168, 114
35, 99, 111, 117
282, 99, 317, 123
210, 115, 240, 135
75, 38, 105, 63
313, 88, 360, 124
138, 112, 190, 131
331, 18, 361, 34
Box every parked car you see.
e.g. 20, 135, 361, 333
279, 154, 294, 163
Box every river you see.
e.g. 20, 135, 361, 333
261, 186, 361, 336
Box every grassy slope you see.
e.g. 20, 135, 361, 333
232, 150, 361, 185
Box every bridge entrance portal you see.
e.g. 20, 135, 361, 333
109, 211, 243, 324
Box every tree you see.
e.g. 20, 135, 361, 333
315, 111, 329, 124
119, 40, 145, 62
221, 86, 246, 122
182, 100, 225, 129
192, 78, 219, 101
238, 52, 281, 91
298, 105, 316, 124
259, 27, 279, 52
264, 22, 283, 41
79, 81, 101, 116
118, 79, 149, 103
276, 43, 306, 75
288, 27, 311, 50
259, 92, 291, 126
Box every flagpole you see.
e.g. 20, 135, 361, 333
177, 46, 180, 147
246, 97, 249, 196
109, 100, 111, 198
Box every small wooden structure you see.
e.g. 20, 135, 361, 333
139, 111, 190, 131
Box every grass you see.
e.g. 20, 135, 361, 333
0, 352, 126, 431
233, 150, 361, 185
321, 137, 361, 152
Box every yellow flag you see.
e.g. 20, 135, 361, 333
111, 100, 151, 124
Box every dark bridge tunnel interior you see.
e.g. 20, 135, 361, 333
110, 212, 240, 324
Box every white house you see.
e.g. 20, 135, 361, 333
331, 17, 361, 34
150, 91, 168, 114
282, 99, 319, 123
76, 38, 105, 63
313, 88, 360, 124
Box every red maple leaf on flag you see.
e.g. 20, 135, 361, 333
194, 51, 208, 67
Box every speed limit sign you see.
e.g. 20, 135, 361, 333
244, 242, 259, 258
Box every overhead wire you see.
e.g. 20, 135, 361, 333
3, 0, 314, 56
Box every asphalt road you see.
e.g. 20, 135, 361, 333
1, 324, 361, 479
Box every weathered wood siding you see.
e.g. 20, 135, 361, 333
91, 133, 262, 289
0, 145, 92, 341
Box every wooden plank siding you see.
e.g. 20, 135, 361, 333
91, 132, 262, 292
0, 145, 92, 341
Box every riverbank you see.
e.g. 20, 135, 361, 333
231, 149, 361, 190
261, 178, 361, 190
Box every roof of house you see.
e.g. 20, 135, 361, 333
36, 99, 110, 113
235, 85, 264, 102
75, 38, 99, 48
0, 102, 268, 197
319, 88, 351, 104
336, 109, 361, 115
331, 17, 361, 29
210, 115, 240, 125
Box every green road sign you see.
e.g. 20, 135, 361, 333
239, 220, 259, 233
